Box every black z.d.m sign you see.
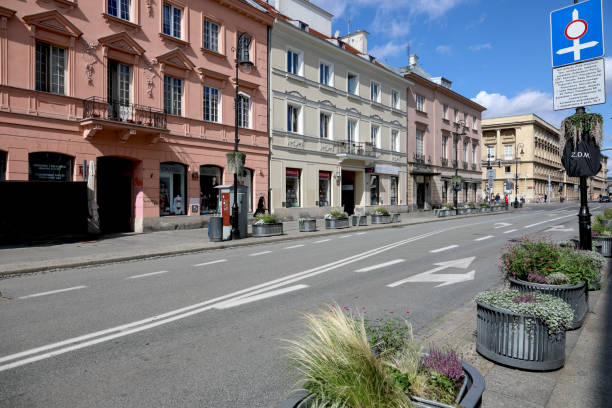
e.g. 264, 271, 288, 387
561, 136, 602, 177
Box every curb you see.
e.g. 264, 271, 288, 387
0, 209, 521, 276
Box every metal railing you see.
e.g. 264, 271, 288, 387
337, 141, 377, 157
463, 161, 468, 170
441, 157, 448, 167
82, 97, 167, 129
413, 152, 425, 164
472, 163, 477, 171
452, 159, 458, 168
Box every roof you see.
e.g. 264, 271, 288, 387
405, 71, 486, 112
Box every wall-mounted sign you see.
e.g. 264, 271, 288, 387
374, 164, 399, 175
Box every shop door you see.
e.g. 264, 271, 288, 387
341, 171, 355, 215
97, 157, 133, 233
417, 183, 425, 209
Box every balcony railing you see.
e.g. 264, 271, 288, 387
452, 159, 458, 168
337, 141, 377, 157
472, 163, 477, 171
463, 161, 468, 170
413, 152, 425, 164
441, 157, 448, 167
82, 97, 167, 129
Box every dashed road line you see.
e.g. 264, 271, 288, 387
474, 235, 493, 241
315, 239, 331, 243
193, 259, 227, 267
19, 286, 88, 299
356, 232, 367, 235
126, 271, 169, 280
429, 245, 458, 253
284, 244, 305, 250
249, 251, 272, 257
355, 259, 405, 273
339, 234, 353, 239
503, 229, 518, 234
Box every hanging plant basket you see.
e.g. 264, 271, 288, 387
560, 113, 603, 177
560, 113, 603, 147
226, 152, 246, 175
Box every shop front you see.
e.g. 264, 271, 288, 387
318, 170, 331, 207
285, 168, 301, 208
200, 165, 222, 214
341, 170, 356, 215
160, 162, 187, 216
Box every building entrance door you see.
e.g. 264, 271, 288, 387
341, 170, 355, 215
417, 183, 425, 209
97, 157, 133, 233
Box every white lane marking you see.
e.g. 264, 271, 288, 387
429, 245, 458, 253
474, 235, 493, 241
193, 259, 227, 267
339, 234, 353, 239
126, 271, 169, 280
503, 229, 518, 234
19, 286, 87, 300
284, 244, 305, 250
0, 220, 500, 372
315, 239, 331, 243
355, 259, 405, 273
214, 285, 308, 309
356, 232, 367, 235
494, 222, 512, 228
524, 213, 576, 228
249, 251, 272, 257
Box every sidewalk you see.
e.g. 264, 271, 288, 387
417, 261, 612, 408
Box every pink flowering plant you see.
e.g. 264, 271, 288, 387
500, 236, 560, 281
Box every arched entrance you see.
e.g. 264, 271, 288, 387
97, 157, 134, 233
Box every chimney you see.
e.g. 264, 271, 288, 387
341, 30, 369, 54
409, 54, 419, 68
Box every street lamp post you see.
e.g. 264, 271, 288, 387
231, 33, 253, 240
453, 121, 466, 212
514, 143, 524, 208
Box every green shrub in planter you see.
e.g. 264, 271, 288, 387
254, 214, 280, 224
443, 204, 454, 210
479, 203, 490, 207
372, 207, 390, 216
326, 209, 348, 219
604, 208, 612, 218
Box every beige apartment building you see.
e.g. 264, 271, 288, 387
480, 114, 607, 203
260, 0, 409, 218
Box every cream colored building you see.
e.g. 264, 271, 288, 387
262, 0, 410, 218
480, 114, 595, 203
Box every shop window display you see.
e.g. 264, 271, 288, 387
200, 165, 222, 214
28, 152, 73, 181
318, 171, 331, 206
390, 176, 398, 205
370, 175, 379, 205
160, 162, 186, 216
286, 168, 300, 208
241, 168, 254, 212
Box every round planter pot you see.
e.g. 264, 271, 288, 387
351, 215, 367, 226
252, 223, 283, 237
476, 302, 565, 371
280, 359, 485, 408
325, 218, 349, 229
593, 236, 612, 257
508, 277, 587, 330
371, 214, 392, 224
457, 208, 469, 215
480, 207, 490, 213
298, 219, 317, 232
392, 213, 401, 223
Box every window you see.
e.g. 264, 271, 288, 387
203, 86, 219, 122
287, 104, 301, 133
505, 166, 512, 173
35, 41, 65, 95
442, 136, 448, 159
347, 72, 358, 95
453, 139, 458, 159
454, 109, 459, 122
391, 130, 399, 152
391, 89, 399, 109
370, 82, 380, 103
163, 3, 182, 39
472, 145, 477, 164
347, 119, 357, 143
504, 144, 513, 160
370, 125, 380, 148
473, 118, 478, 130
237, 93, 250, 128
286, 168, 300, 207
466, 115, 471, 128
203, 20, 219, 52
108, 0, 131, 21
287, 48, 301, 75
319, 61, 332, 86
107, 60, 131, 120
486, 145, 495, 161
164, 75, 183, 116
318, 171, 331, 206
28, 152, 73, 181
199, 165, 222, 214
463, 141, 468, 162
160, 162, 186, 216
320, 112, 331, 139
370, 175, 379, 205
443, 104, 448, 119
390, 176, 398, 205
238, 33, 251, 62
416, 95, 425, 112
416, 129, 424, 156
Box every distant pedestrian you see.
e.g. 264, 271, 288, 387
504, 195, 509, 205
544, 194, 547, 203
254, 196, 266, 216
495, 193, 500, 203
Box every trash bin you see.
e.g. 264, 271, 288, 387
208, 216, 223, 242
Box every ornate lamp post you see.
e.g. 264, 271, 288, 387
514, 142, 524, 208
453, 120, 466, 212
231, 33, 253, 240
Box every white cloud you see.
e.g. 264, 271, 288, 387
370, 41, 410, 59
435, 45, 452, 55
310, 0, 349, 19
468, 43, 492, 51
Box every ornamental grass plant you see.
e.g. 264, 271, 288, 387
372, 208, 390, 216
253, 214, 280, 224
325, 210, 348, 219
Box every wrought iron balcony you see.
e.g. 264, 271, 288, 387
337, 141, 377, 157
82, 97, 167, 129
441, 157, 448, 167
463, 161, 468, 170
452, 159, 458, 168
413, 152, 425, 164
472, 163, 477, 171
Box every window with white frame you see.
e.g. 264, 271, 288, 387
163, 3, 182, 39
486, 145, 495, 160
454, 109, 459, 122
203, 20, 219, 52
320, 112, 331, 139
319, 61, 332, 86
443, 104, 448, 119
347, 119, 357, 143
391, 130, 399, 152
465, 114, 470, 128
391, 89, 399, 109
504, 144, 513, 160
238, 33, 251, 62
35, 41, 65, 95
463, 141, 468, 162
287, 104, 301, 133
203, 86, 219, 122
473, 118, 478, 129
472, 144, 477, 164
287, 48, 302, 76
108, 0, 131, 21
164, 75, 182, 116
237, 93, 250, 128
370, 125, 380, 148
442, 136, 448, 159
370, 82, 381, 103
347, 72, 358, 95
416, 129, 424, 156
416, 94, 425, 112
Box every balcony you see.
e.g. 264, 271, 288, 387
452, 159, 458, 168
336, 141, 377, 158
472, 163, 477, 171
441, 157, 448, 167
463, 161, 468, 170
413, 152, 425, 164
80, 97, 168, 142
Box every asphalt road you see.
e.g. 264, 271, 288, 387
0, 203, 605, 407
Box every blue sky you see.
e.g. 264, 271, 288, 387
311, 0, 612, 156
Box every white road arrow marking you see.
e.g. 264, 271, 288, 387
494, 222, 512, 229
387, 256, 476, 288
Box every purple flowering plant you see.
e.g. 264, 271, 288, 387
422, 345, 464, 382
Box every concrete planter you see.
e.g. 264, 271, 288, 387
479, 206, 490, 213
325, 218, 349, 229
280, 359, 485, 408
600, 219, 612, 229
437, 209, 454, 217
476, 301, 566, 371
252, 223, 283, 237
371, 214, 392, 224
351, 215, 368, 226
509, 277, 587, 330
391, 213, 401, 223
491, 205, 503, 212
593, 236, 612, 257
298, 219, 317, 232
457, 208, 470, 215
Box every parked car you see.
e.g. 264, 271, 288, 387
600, 196, 610, 203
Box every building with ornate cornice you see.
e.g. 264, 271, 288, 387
258, 0, 410, 218
0, 0, 273, 233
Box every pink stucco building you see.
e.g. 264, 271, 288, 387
404, 55, 486, 210
0, 0, 273, 233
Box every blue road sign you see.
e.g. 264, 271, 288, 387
550, 0, 604, 67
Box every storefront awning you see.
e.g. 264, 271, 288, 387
410, 170, 441, 176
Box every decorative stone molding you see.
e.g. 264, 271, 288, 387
83, 41, 98, 85
143, 58, 156, 98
